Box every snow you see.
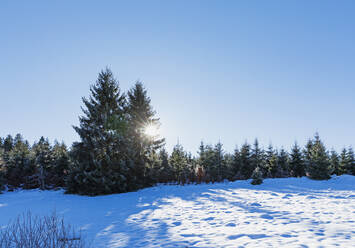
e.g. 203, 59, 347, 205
1, 176, 355, 247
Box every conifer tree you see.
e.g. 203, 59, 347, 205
250, 139, 264, 177
346, 147, 355, 175
50, 141, 70, 187
169, 143, 188, 184
32, 137, 53, 189
231, 146, 241, 180
126, 81, 165, 187
329, 149, 339, 176
6, 134, 33, 188
156, 148, 172, 183
67, 68, 131, 195
289, 142, 305, 177
239, 142, 252, 179
306, 133, 331, 180
264, 145, 279, 178
278, 148, 290, 177
212, 142, 225, 182
338, 148, 348, 175
251, 166, 263, 185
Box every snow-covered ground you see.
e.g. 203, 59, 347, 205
1, 176, 355, 247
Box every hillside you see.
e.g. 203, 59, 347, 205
0, 176, 354, 247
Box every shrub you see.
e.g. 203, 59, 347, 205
0, 211, 87, 248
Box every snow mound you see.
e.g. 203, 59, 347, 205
1, 175, 355, 247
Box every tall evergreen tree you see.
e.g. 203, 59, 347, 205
212, 142, 225, 182
6, 134, 33, 188
264, 145, 280, 178
278, 148, 290, 177
346, 147, 355, 175
126, 81, 165, 187
67, 68, 131, 195
329, 149, 339, 176
169, 143, 189, 184
231, 146, 241, 180
239, 142, 252, 179
32, 137, 53, 189
289, 142, 305, 177
338, 148, 348, 175
250, 139, 264, 177
306, 133, 331, 180
50, 141, 70, 187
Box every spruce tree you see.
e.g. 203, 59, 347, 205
265, 145, 279, 178
250, 139, 264, 177
239, 142, 252, 179
251, 166, 263, 185
6, 134, 33, 188
157, 148, 172, 183
67, 68, 131, 195
289, 142, 305, 177
32, 137, 53, 189
50, 141, 70, 187
231, 146, 241, 180
338, 148, 348, 175
169, 143, 188, 184
346, 147, 355, 175
126, 81, 165, 187
212, 142, 225, 182
329, 149, 339, 176
278, 148, 290, 177
306, 134, 331, 180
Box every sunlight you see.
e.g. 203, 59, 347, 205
144, 123, 160, 137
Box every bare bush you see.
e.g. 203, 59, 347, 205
0, 211, 87, 248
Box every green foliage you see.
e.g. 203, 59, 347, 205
251, 166, 263, 185
169, 144, 187, 183
346, 148, 355, 175
329, 150, 340, 176
239, 142, 253, 179
306, 134, 332, 180
5, 134, 33, 188
289, 143, 305, 177
264, 145, 279, 178
67, 68, 131, 195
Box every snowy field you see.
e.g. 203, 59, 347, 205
1, 176, 355, 248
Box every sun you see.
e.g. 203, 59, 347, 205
143, 123, 160, 137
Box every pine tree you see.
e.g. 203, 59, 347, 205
6, 134, 33, 188
67, 68, 131, 195
289, 142, 305, 177
338, 148, 348, 175
251, 166, 263, 185
239, 142, 252, 179
278, 148, 290, 177
126, 81, 165, 187
32, 137, 53, 189
250, 139, 264, 177
231, 146, 241, 180
50, 141, 70, 187
346, 147, 355, 175
169, 143, 188, 184
213, 142, 225, 182
306, 133, 331, 180
265, 145, 279, 178
329, 149, 339, 176
156, 148, 172, 183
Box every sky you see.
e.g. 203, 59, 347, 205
1, 0, 355, 154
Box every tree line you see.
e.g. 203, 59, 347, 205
0, 68, 354, 195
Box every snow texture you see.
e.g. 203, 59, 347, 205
1, 176, 355, 247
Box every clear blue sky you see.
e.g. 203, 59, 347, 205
1, 0, 354, 154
